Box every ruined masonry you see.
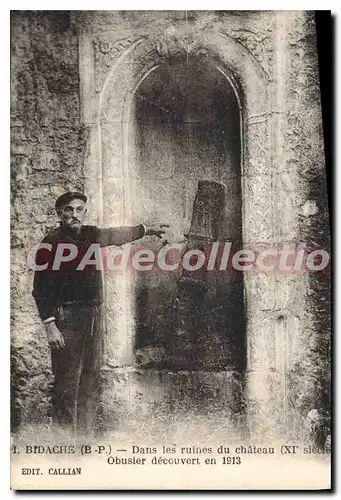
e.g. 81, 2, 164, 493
11, 11, 330, 443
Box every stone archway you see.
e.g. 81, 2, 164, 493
80, 28, 275, 437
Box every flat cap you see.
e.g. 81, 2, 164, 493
55, 191, 87, 210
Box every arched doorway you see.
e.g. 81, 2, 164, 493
126, 57, 245, 375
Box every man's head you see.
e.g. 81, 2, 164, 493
55, 192, 87, 231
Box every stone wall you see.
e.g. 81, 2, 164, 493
11, 11, 86, 430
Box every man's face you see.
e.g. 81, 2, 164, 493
57, 198, 87, 230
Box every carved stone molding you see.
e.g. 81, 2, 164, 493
94, 29, 262, 100
245, 118, 270, 178
93, 34, 144, 92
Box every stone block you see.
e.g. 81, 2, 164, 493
98, 368, 244, 435
242, 174, 273, 245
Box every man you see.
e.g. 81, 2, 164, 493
32, 191, 167, 436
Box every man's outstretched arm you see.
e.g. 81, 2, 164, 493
97, 224, 169, 247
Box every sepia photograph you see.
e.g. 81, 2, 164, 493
10, 9, 332, 490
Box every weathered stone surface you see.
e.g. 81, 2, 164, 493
11, 11, 86, 430
11, 11, 330, 445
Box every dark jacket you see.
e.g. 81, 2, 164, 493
32, 224, 145, 321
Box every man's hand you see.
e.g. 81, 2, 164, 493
45, 321, 65, 350
144, 224, 170, 239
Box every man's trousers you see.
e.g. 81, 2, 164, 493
51, 303, 102, 436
